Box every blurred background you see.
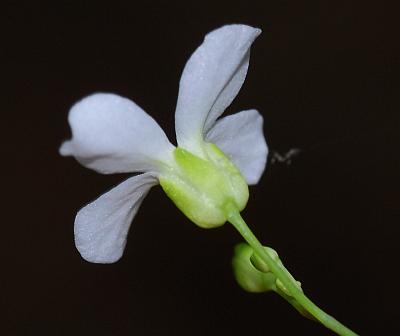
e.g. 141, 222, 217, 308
3, 1, 400, 335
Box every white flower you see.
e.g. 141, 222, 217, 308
60, 24, 268, 264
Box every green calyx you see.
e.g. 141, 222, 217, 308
159, 142, 249, 228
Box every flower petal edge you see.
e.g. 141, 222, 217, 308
60, 93, 175, 174
74, 172, 158, 263
175, 24, 261, 156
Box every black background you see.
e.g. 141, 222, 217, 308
3, 1, 400, 335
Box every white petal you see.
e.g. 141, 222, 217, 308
74, 173, 158, 263
60, 93, 174, 174
206, 109, 268, 185
175, 24, 261, 154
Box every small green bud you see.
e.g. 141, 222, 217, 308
159, 142, 249, 228
250, 248, 303, 297
232, 243, 277, 293
232, 243, 313, 320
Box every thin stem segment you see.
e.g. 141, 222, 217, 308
226, 205, 358, 336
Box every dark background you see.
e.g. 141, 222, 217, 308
3, 1, 400, 335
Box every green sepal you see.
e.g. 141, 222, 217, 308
159, 143, 249, 228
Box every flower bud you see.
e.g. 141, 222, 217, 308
232, 243, 277, 293
232, 243, 313, 320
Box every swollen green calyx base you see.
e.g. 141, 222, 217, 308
160, 142, 248, 228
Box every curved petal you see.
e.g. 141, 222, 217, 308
206, 109, 268, 185
74, 173, 158, 263
60, 93, 175, 174
175, 24, 261, 155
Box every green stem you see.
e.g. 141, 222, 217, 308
226, 205, 358, 336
